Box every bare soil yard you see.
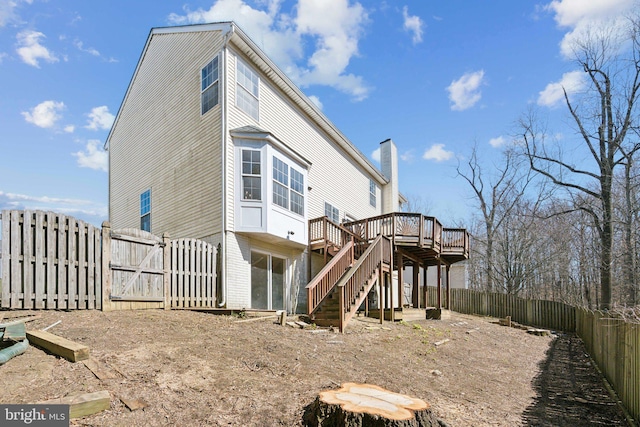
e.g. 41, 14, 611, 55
0, 309, 629, 426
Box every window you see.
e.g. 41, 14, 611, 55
201, 56, 219, 115
370, 179, 377, 207
272, 157, 289, 209
272, 156, 305, 216
237, 59, 259, 120
140, 189, 151, 232
325, 202, 339, 223
242, 149, 261, 200
290, 169, 304, 215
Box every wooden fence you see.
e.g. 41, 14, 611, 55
576, 309, 640, 423
1, 210, 102, 310
428, 286, 639, 423
1, 210, 217, 310
426, 286, 576, 332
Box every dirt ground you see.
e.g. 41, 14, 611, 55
0, 309, 630, 426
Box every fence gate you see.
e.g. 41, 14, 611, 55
108, 228, 165, 303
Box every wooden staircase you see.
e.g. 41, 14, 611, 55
307, 234, 392, 332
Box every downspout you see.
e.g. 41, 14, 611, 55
218, 25, 234, 307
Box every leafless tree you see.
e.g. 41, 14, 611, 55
457, 145, 534, 292
521, 17, 640, 309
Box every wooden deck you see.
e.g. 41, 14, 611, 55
306, 214, 469, 331
309, 213, 469, 266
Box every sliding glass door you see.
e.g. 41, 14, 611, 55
251, 251, 286, 310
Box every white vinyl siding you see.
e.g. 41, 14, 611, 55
226, 50, 383, 224
109, 30, 225, 239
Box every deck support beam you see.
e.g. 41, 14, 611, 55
412, 261, 420, 308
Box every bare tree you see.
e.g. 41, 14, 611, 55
457, 145, 533, 292
522, 18, 640, 309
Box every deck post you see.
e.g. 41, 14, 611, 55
445, 264, 451, 310
436, 260, 442, 309
423, 265, 428, 307
396, 252, 403, 320
412, 260, 420, 308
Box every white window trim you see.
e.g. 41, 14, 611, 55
140, 188, 151, 232
236, 58, 259, 121
201, 55, 220, 115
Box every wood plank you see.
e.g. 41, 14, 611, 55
46, 212, 57, 309
82, 358, 117, 380
87, 225, 95, 309
2, 323, 26, 341
34, 211, 45, 308
67, 216, 77, 309
39, 390, 110, 419
110, 231, 162, 245
78, 220, 87, 308
57, 214, 67, 309
26, 329, 90, 362
120, 397, 148, 411
10, 211, 22, 308
1, 210, 10, 308
23, 210, 33, 309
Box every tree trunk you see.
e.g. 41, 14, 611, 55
304, 383, 441, 427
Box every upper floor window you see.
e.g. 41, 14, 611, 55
242, 149, 261, 200
369, 179, 377, 207
325, 202, 339, 223
236, 59, 259, 120
201, 56, 219, 115
140, 189, 151, 232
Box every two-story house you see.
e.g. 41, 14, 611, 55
107, 22, 468, 323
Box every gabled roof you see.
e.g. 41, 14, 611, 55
105, 21, 388, 184
230, 125, 311, 168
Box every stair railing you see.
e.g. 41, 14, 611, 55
306, 240, 354, 316
336, 234, 392, 332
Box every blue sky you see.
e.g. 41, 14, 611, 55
1, 0, 637, 227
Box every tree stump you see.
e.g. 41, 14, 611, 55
304, 383, 441, 426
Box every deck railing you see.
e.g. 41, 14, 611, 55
343, 212, 442, 252
442, 228, 470, 257
306, 240, 354, 316
309, 216, 359, 251
337, 234, 392, 332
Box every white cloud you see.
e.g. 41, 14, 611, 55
489, 136, 506, 148
371, 147, 381, 162
85, 106, 115, 130
446, 70, 485, 111
168, 0, 371, 101
308, 95, 323, 110
74, 40, 100, 57
423, 144, 453, 162
402, 6, 424, 44
0, 191, 107, 224
399, 150, 414, 162
0, 0, 20, 27
64, 125, 75, 133
16, 30, 58, 67
22, 100, 65, 128
537, 70, 586, 107
0, 52, 7, 63
73, 140, 108, 172
545, 0, 637, 58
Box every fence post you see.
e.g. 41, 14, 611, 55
163, 232, 171, 310
101, 221, 112, 312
